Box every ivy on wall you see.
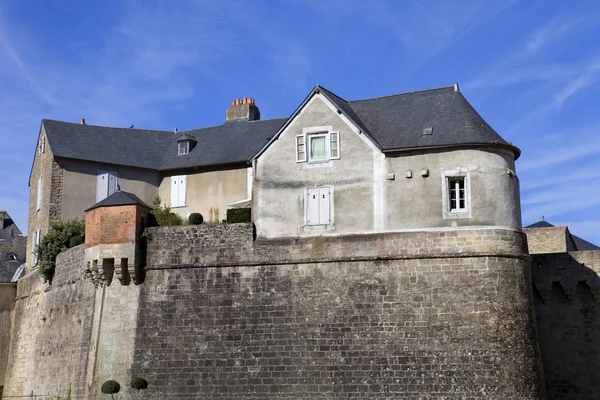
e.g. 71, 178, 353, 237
36, 219, 85, 283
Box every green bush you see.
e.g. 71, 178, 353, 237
149, 197, 183, 226
101, 380, 120, 399
226, 208, 251, 223
36, 219, 85, 283
131, 376, 148, 393
188, 213, 204, 225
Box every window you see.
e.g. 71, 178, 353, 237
37, 136, 45, 157
306, 187, 331, 226
31, 229, 40, 266
296, 130, 340, 163
170, 175, 187, 207
178, 141, 189, 155
36, 176, 42, 211
96, 171, 118, 202
442, 169, 471, 219
448, 177, 466, 211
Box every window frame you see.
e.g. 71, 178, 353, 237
178, 141, 190, 155
296, 126, 340, 163
36, 176, 42, 211
441, 169, 471, 219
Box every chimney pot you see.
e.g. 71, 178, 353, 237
80, 118, 86, 125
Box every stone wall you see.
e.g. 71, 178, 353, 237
531, 250, 600, 399
135, 224, 544, 399
2, 244, 141, 399
0, 283, 16, 391
523, 226, 577, 254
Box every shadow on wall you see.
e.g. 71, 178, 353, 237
532, 252, 600, 399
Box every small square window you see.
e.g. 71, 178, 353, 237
178, 141, 189, 155
296, 130, 340, 163
308, 134, 328, 161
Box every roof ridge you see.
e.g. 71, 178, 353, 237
348, 86, 455, 103
180, 116, 288, 134
42, 119, 172, 133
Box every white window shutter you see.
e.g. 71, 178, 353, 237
108, 172, 118, 196
36, 177, 42, 211
329, 131, 340, 159
296, 134, 306, 162
170, 176, 179, 207
319, 188, 331, 224
97, 172, 107, 202
178, 176, 187, 207
307, 189, 320, 226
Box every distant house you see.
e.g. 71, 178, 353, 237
0, 211, 26, 282
28, 84, 522, 268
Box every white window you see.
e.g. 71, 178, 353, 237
36, 176, 42, 211
178, 141, 189, 155
170, 175, 187, 208
37, 136, 45, 157
441, 169, 471, 219
296, 130, 340, 163
306, 187, 331, 226
96, 171, 118, 202
31, 229, 41, 266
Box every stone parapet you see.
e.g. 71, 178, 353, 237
146, 224, 528, 269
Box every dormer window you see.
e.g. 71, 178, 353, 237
178, 141, 189, 155
176, 134, 196, 156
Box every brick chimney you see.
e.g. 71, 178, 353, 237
226, 97, 260, 122
80, 118, 86, 125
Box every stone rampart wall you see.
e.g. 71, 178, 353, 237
531, 250, 600, 399
134, 224, 544, 399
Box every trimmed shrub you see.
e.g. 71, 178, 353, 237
36, 219, 85, 283
101, 380, 120, 399
149, 197, 183, 226
188, 213, 204, 225
227, 208, 251, 223
131, 377, 148, 394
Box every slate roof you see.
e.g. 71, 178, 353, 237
41, 83, 518, 171
160, 118, 287, 171
85, 191, 151, 212
524, 221, 600, 251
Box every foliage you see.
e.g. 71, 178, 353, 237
226, 208, 251, 223
149, 197, 183, 226
208, 207, 221, 224
131, 376, 149, 392
101, 380, 120, 399
188, 213, 204, 225
36, 219, 85, 283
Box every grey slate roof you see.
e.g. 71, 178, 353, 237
159, 118, 287, 171
42, 84, 518, 171
85, 191, 151, 212
524, 221, 600, 251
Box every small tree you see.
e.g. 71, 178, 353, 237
101, 380, 120, 400
131, 377, 148, 398
149, 197, 183, 226
36, 219, 85, 283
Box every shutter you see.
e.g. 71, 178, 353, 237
307, 189, 320, 226
36, 177, 42, 210
329, 131, 339, 159
170, 176, 179, 207
96, 172, 108, 202
178, 176, 187, 207
319, 187, 330, 224
108, 172, 118, 196
296, 134, 306, 162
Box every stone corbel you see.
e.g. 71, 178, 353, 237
534, 281, 552, 304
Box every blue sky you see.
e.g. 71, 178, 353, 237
1, 1, 599, 244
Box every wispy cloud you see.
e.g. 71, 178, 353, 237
554, 74, 595, 107
525, 17, 579, 53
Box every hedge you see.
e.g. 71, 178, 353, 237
226, 208, 251, 223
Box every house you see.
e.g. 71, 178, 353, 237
0, 211, 26, 282
28, 83, 520, 268
27, 98, 285, 270
253, 84, 522, 238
